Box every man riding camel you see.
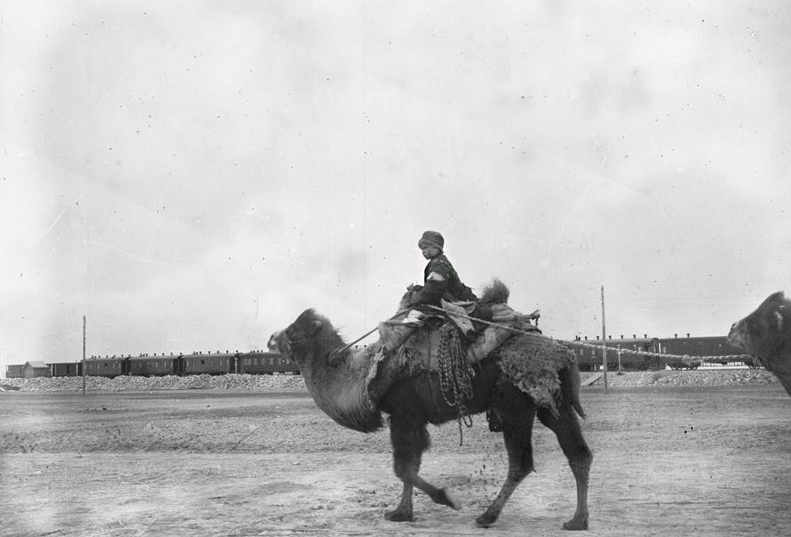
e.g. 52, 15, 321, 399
376, 229, 537, 360
377, 230, 480, 353
404, 231, 477, 308
395, 230, 488, 342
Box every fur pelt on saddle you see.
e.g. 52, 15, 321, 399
495, 332, 578, 416
363, 280, 576, 415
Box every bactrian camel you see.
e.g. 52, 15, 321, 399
268, 287, 592, 529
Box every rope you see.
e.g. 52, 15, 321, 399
436, 323, 475, 446
562, 338, 751, 363
421, 304, 752, 363
332, 304, 751, 369
326, 309, 415, 361
327, 326, 379, 362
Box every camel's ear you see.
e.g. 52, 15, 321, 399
774, 310, 784, 332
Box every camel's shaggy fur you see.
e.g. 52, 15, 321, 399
479, 277, 510, 305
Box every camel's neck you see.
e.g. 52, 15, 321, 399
294, 331, 345, 381
292, 332, 383, 433
761, 350, 791, 398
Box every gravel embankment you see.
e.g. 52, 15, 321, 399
581, 368, 780, 388
0, 368, 782, 392
0, 373, 306, 392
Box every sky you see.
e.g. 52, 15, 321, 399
1, 1, 789, 371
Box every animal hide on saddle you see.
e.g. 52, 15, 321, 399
495, 332, 578, 416
363, 300, 575, 416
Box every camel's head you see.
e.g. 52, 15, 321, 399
267, 330, 291, 356
268, 309, 343, 363
728, 291, 791, 363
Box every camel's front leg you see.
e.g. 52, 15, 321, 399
386, 416, 461, 522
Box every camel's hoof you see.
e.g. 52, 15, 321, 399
385, 509, 414, 522
562, 517, 588, 531
438, 488, 461, 510
475, 512, 497, 528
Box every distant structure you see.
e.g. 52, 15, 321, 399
23, 361, 50, 379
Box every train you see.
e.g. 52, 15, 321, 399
566, 334, 757, 372
5, 349, 299, 379
6, 333, 758, 380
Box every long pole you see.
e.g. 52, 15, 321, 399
601, 286, 608, 394
82, 316, 86, 396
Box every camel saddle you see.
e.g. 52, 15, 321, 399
363, 304, 539, 408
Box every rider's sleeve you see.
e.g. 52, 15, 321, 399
407, 277, 447, 306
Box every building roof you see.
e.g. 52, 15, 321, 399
25, 361, 49, 369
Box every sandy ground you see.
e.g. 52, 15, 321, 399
1, 383, 790, 536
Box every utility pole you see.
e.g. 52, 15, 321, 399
601, 286, 608, 394
82, 316, 86, 396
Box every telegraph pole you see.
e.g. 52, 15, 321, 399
601, 286, 608, 394
82, 316, 86, 395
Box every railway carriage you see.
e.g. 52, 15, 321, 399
84, 356, 129, 377
238, 351, 300, 375
6, 350, 298, 379
5, 364, 24, 379
657, 335, 756, 368
182, 351, 236, 375
50, 362, 82, 377
128, 354, 181, 376
567, 337, 664, 371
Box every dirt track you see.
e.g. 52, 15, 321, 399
1, 380, 790, 536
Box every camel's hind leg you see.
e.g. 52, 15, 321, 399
386, 414, 461, 522
537, 406, 592, 530
476, 405, 537, 528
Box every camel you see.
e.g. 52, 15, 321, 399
728, 291, 791, 397
268, 295, 592, 529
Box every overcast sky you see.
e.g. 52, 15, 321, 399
1, 1, 789, 370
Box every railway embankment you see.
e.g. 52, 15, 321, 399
0, 368, 782, 392
0, 373, 306, 392
582, 368, 780, 388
